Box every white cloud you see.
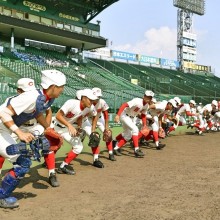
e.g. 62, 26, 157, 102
113, 26, 177, 60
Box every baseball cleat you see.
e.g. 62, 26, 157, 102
57, 165, 75, 175
0, 197, 19, 209
156, 143, 166, 150
113, 148, 122, 156
93, 159, 104, 168
109, 154, 116, 161
134, 149, 144, 157
49, 172, 60, 187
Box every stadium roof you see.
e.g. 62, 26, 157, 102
0, 0, 120, 50
41, 0, 119, 23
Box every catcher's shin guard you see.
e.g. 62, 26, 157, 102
0, 173, 20, 199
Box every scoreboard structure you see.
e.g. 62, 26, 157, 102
173, 0, 206, 73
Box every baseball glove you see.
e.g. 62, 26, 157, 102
88, 131, 101, 148
44, 128, 63, 151
140, 126, 150, 137
158, 128, 166, 139
103, 129, 112, 142
76, 127, 86, 142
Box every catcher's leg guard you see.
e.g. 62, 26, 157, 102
0, 173, 20, 199
0, 155, 31, 204
0, 155, 31, 200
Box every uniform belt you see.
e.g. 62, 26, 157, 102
56, 123, 65, 128
22, 123, 35, 127
126, 114, 134, 118
53, 120, 65, 128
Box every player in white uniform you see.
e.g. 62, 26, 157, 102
176, 100, 198, 127
113, 90, 154, 157
0, 78, 37, 179
54, 89, 104, 175
0, 70, 66, 209
90, 87, 116, 161
0, 78, 61, 187
145, 99, 177, 149
191, 100, 218, 134
164, 96, 182, 136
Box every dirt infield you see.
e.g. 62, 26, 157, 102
1, 131, 220, 220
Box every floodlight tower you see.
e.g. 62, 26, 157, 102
173, 0, 205, 72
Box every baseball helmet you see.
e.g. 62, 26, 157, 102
41, 69, 66, 89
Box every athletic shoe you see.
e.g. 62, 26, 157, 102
156, 143, 166, 150
93, 159, 104, 168
49, 173, 60, 187
134, 149, 144, 157
113, 148, 122, 156
109, 154, 116, 161
0, 197, 19, 209
57, 165, 75, 175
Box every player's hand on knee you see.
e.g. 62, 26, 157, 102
17, 131, 35, 143
67, 124, 77, 137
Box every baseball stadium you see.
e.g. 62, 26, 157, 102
0, 0, 220, 219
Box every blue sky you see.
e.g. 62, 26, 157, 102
91, 0, 220, 77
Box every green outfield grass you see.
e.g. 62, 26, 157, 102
1, 125, 189, 171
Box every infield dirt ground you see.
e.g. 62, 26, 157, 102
1, 129, 220, 220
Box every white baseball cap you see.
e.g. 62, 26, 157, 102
92, 87, 102, 97
81, 89, 98, 100
212, 100, 218, 106
41, 69, 66, 89
174, 97, 181, 105
168, 99, 177, 108
76, 90, 83, 100
17, 78, 36, 92
189, 100, 196, 105
145, 90, 154, 97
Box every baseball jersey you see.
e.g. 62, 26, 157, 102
176, 103, 191, 116
149, 100, 171, 117
0, 89, 51, 128
94, 98, 109, 116
202, 104, 212, 113
124, 98, 149, 117
56, 99, 97, 125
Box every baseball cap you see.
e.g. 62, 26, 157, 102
212, 100, 218, 106
145, 90, 154, 97
189, 100, 196, 105
81, 89, 98, 100
41, 69, 66, 89
17, 78, 36, 92
174, 97, 181, 105
76, 90, 83, 100
168, 99, 177, 108
92, 87, 102, 97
